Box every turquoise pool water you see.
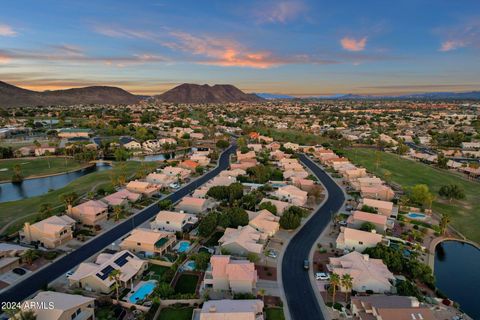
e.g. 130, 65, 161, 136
185, 260, 196, 270
177, 241, 191, 253
407, 212, 426, 219
128, 281, 156, 303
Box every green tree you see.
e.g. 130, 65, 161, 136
439, 213, 451, 235
193, 252, 211, 271
23, 249, 40, 265
247, 252, 259, 263
114, 147, 131, 161
216, 139, 229, 149
437, 153, 448, 169
259, 201, 277, 215
108, 269, 122, 303
279, 211, 301, 229
39, 203, 53, 219
360, 222, 376, 232
11, 164, 24, 183
198, 212, 218, 237
438, 184, 465, 202
154, 282, 175, 299
329, 273, 341, 305
60, 192, 78, 209
227, 207, 249, 227
341, 274, 353, 303
407, 184, 435, 209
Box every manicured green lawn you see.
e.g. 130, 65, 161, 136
158, 307, 193, 320
0, 157, 85, 181
174, 274, 198, 294
255, 127, 329, 145
0, 161, 157, 234
148, 264, 169, 276
265, 307, 286, 320
342, 148, 480, 243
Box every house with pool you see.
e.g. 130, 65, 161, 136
358, 198, 397, 218
150, 210, 199, 232
68, 250, 148, 294
347, 210, 389, 234
119, 228, 176, 257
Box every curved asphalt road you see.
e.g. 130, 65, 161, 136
0, 143, 236, 304
282, 154, 345, 320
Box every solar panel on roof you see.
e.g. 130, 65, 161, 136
96, 265, 115, 280
114, 252, 133, 267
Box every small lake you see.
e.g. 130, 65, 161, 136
129, 148, 193, 162
0, 163, 111, 203
434, 240, 480, 319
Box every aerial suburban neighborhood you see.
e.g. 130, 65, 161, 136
1, 1, 480, 320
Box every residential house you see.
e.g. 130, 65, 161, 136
102, 189, 141, 207
34, 147, 56, 156
21, 215, 76, 248
359, 198, 395, 217
21, 291, 95, 320
197, 299, 264, 320
69, 250, 148, 293
283, 142, 300, 151
179, 159, 200, 171
202, 255, 258, 293
219, 225, 263, 256
273, 185, 308, 207
0, 243, 28, 273
175, 197, 213, 214
68, 200, 108, 226
162, 166, 191, 181
220, 169, 247, 178
247, 209, 280, 240
351, 295, 435, 320
120, 228, 175, 256
347, 211, 388, 233
190, 153, 211, 166
327, 252, 395, 293
58, 128, 91, 138
145, 172, 176, 187
259, 198, 291, 215
126, 180, 161, 197
336, 227, 384, 252
360, 185, 395, 201
150, 210, 199, 232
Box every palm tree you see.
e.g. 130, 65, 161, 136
113, 205, 124, 221
39, 203, 53, 219
18, 310, 37, 320
60, 192, 77, 209
329, 273, 341, 305
12, 164, 24, 183
109, 269, 122, 303
23, 249, 39, 265
341, 274, 353, 303
440, 214, 451, 236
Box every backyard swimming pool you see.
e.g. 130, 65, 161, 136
128, 280, 156, 304
176, 240, 191, 253
406, 212, 426, 220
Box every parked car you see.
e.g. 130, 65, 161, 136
169, 182, 180, 189
303, 259, 310, 270
268, 250, 277, 258
315, 272, 330, 280
339, 220, 348, 226
12, 268, 26, 275
66, 270, 74, 277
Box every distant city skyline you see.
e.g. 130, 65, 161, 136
1, 0, 480, 95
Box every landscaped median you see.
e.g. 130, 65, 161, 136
0, 161, 157, 235
341, 147, 480, 244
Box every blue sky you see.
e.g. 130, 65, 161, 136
1, 0, 479, 95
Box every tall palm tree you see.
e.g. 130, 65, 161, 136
113, 205, 123, 221
18, 310, 37, 320
109, 269, 122, 303
60, 192, 77, 209
341, 274, 353, 303
440, 214, 451, 236
23, 249, 39, 265
329, 273, 341, 305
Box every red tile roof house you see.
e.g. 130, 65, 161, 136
347, 210, 388, 233
162, 166, 191, 180
336, 227, 385, 252
247, 209, 280, 240
360, 185, 395, 201
195, 299, 264, 320
291, 177, 315, 191
145, 172, 176, 187
175, 196, 215, 214
201, 255, 258, 294
68, 200, 108, 227
236, 151, 256, 162
179, 159, 200, 171
231, 161, 257, 170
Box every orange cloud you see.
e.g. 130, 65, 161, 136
0, 24, 16, 37
341, 37, 367, 51
165, 31, 281, 68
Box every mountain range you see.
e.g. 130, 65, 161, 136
0, 81, 141, 108
155, 83, 263, 104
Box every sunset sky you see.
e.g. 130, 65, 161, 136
1, 0, 480, 96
